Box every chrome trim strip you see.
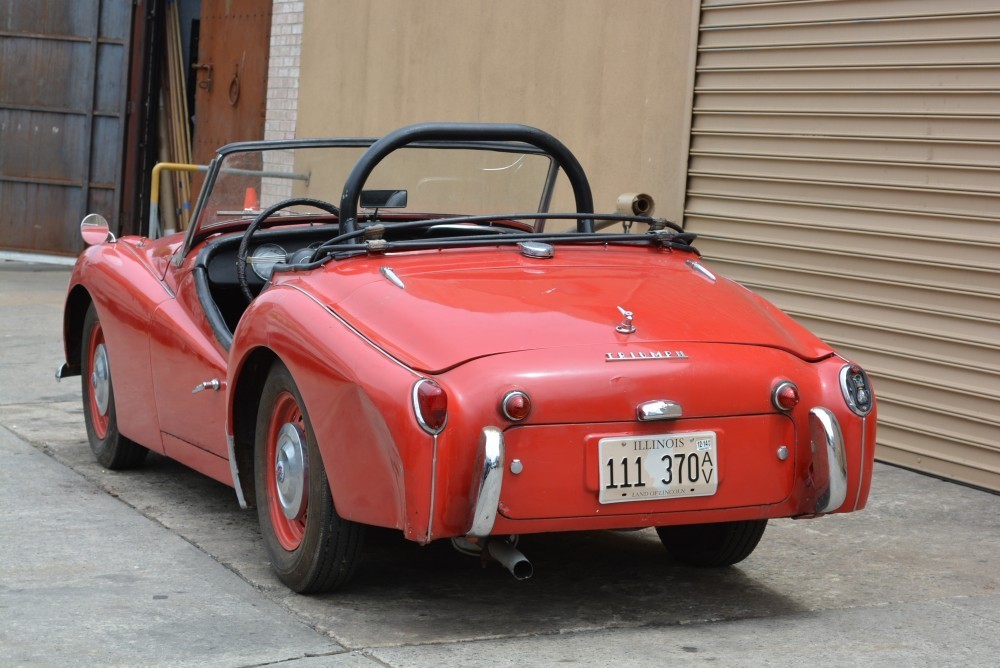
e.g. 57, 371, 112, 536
380, 265, 405, 289
810, 407, 848, 514
280, 284, 421, 378
54, 362, 79, 381
227, 434, 248, 510
685, 259, 716, 282
425, 433, 439, 543
854, 416, 868, 511
636, 399, 682, 421
467, 426, 504, 537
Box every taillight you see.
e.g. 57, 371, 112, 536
772, 380, 800, 411
501, 390, 531, 421
840, 364, 874, 416
412, 379, 448, 434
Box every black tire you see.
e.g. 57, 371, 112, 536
254, 360, 365, 593
656, 519, 767, 567
80, 303, 147, 469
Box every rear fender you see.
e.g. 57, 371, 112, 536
227, 285, 421, 532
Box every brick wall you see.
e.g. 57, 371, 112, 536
262, 0, 303, 203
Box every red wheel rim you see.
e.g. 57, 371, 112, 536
266, 391, 307, 551
86, 321, 110, 440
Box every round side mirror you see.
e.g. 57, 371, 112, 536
80, 213, 115, 246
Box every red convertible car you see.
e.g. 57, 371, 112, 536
58, 123, 876, 592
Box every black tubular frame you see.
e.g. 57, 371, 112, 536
337, 123, 595, 238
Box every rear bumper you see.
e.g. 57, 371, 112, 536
461, 408, 856, 537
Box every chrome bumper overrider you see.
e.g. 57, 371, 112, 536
467, 426, 504, 537
809, 407, 848, 514
54, 362, 80, 381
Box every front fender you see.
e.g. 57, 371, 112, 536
64, 241, 171, 452
227, 284, 426, 534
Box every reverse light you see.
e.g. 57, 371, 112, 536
412, 379, 448, 434
840, 364, 874, 416
501, 390, 532, 421
772, 380, 800, 411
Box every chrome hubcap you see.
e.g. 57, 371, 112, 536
274, 423, 308, 520
91, 343, 110, 416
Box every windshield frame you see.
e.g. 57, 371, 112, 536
179, 137, 560, 259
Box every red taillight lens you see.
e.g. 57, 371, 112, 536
772, 381, 800, 411
501, 390, 531, 421
413, 379, 448, 434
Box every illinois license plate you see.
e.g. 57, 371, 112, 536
598, 431, 718, 504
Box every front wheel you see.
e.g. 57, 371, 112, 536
254, 360, 365, 593
656, 519, 767, 567
80, 303, 147, 469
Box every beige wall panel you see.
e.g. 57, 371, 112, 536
695, 91, 1000, 114
693, 217, 998, 267
698, 41, 1000, 68
699, 66, 1000, 90
699, 16, 1000, 47
693, 113, 1000, 142
697, 257, 997, 324
688, 0, 1000, 490
692, 134, 1000, 167
701, 0, 1000, 24
691, 155, 1000, 192
297, 0, 698, 223
695, 237, 997, 297
687, 175, 999, 217
685, 196, 999, 241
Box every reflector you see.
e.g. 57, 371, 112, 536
501, 390, 531, 421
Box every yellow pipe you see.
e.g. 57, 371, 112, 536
150, 162, 207, 238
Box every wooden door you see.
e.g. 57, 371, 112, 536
191, 0, 272, 171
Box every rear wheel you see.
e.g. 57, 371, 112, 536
80, 304, 147, 469
254, 360, 365, 593
656, 519, 767, 567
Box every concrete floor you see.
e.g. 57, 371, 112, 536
1, 260, 998, 667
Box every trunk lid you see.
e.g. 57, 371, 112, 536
295, 245, 832, 372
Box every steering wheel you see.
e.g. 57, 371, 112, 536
236, 197, 340, 303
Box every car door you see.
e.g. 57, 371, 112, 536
148, 258, 231, 473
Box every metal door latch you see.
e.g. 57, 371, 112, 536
192, 379, 223, 394
192, 62, 213, 90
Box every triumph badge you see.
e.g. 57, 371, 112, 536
615, 306, 636, 334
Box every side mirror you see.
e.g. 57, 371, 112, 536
360, 189, 408, 209
80, 213, 116, 246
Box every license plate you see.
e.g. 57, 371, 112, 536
598, 431, 718, 504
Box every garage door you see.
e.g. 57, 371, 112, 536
0, 0, 133, 255
685, 0, 999, 490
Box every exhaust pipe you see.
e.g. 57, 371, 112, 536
486, 539, 533, 580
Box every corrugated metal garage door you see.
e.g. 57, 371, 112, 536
686, 0, 999, 490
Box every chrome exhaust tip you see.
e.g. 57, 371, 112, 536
486, 538, 533, 581
451, 535, 533, 580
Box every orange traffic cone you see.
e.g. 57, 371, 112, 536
243, 187, 260, 212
